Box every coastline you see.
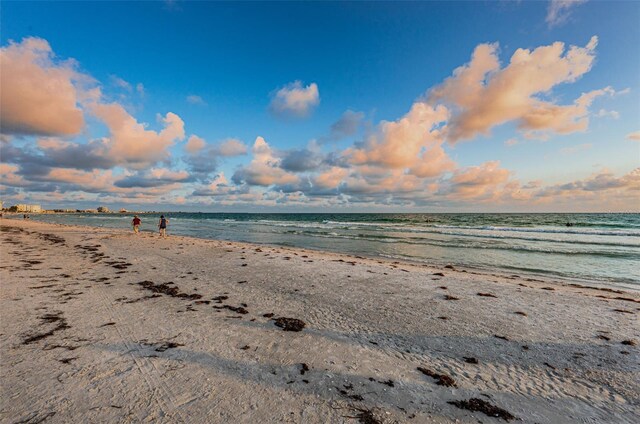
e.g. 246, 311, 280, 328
1, 219, 638, 423
6, 213, 639, 292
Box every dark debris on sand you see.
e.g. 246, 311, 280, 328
273, 317, 306, 332
213, 305, 248, 314
23, 313, 70, 345
463, 357, 479, 364
137, 281, 202, 300
417, 367, 456, 387
141, 341, 184, 352
477, 292, 497, 298
448, 398, 515, 421
342, 406, 384, 424
212, 295, 229, 303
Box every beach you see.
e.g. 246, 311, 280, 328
1, 219, 638, 423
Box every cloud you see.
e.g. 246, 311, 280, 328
217, 138, 248, 156
183, 137, 248, 181
594, 109, 619, 119
559, 143, 592, 155
626, 131, 640, 142
439, 161, 512, 200
0, 37, 86, 136
313, 167, 350, 189
185, 135, 206, 153
191, 172, 248, 197
546, 0, 587, 28
280, 143, 326, 172
232, 137, 300, 186
88, 103, 185, 168
32, 168, 117, 193
1, 35, 631, 211
114, 168, 191, 188
186, 95, 207, 106
136, 83, 145, 97
320, 110, 365, 142
110, 75, 132, 91
534, 168, 640, 199
0, 163, 27, 187
347, 102, 454, 178
269, 81, 320, 118
429, 36, 603, 142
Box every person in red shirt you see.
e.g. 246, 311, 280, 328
132, 215, 141, 234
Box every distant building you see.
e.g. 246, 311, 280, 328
97, 206, 110, 213
0, 200, 3, 210
16, 204, 42, 213
119, 208, 128, 213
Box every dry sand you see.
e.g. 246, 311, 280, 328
0, 219, 638, 423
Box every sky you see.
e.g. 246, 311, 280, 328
1, 0, 639, 212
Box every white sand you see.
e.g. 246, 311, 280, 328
1, 219, 638, 423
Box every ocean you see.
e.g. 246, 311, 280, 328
20, 212, 640, 289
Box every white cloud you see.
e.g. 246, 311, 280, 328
594, 109, 619, 119
110, 75, 132, 91
186, 95, 207, 106
217, 138, 248, 156
269, 81, 320, 118
546, 0, 587, 28
232, 137, 299, 186
559, 143, 592, 155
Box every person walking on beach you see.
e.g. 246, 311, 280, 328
158, 215, 169, 238
132, 215, 141, 234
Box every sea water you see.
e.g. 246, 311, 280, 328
22, 213, 640, 289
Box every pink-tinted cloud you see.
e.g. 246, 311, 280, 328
0, 37, 85, 136
0, 163, 27, 187
43, 168, 116, 192
440, 161, 512, 200
314, 167, 349, 189
269, 81, 320, 118
429, 36, 603, 142
232, 137, 300, 186
347, 102, 454, 178
217, 138, 248, 156
185, 135, 206, 153
626, 131, 640, 142
89, 103, 185, 168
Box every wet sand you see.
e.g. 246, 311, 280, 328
0, 219, 638, 423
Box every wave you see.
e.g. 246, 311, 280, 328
281, 229, 639, 258
209, 218, 640, 237
430, 224, 640, 237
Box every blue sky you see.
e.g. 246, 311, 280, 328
1, 1, 639, 211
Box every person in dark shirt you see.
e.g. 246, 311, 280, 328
132, 215, 141, 234
158, 215, 169, 238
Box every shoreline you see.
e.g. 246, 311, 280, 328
4, 215, 637, 293
1, 219, 638, 423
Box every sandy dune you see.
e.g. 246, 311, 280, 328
0, 219, 638, 423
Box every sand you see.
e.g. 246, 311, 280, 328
0, 219, 638, 423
